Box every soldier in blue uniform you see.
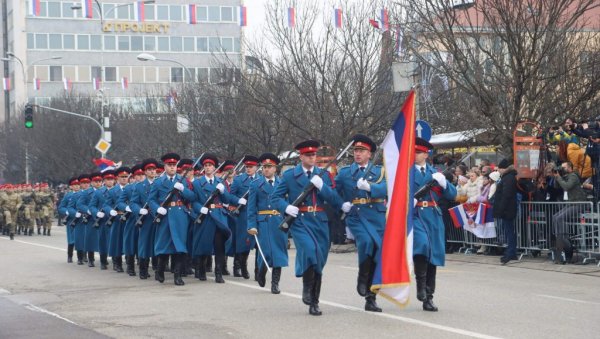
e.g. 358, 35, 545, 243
229, 156, 257, 279
73, 174, 90, 265
412, 137, 457, 312
190, 154, 241, 283
178, 158, 196, 277
89, 170, 116, 270
271, 140, 344, 316
335, 134, 387, 312
78, 172, 103, 267
120, 164, 144, 276
218, 159, 238, 275
58, 177, 80, 263
247, 153, 288, 294
148, 153, 195, 286
108, 167, 131, 273
130, 158, 159, 280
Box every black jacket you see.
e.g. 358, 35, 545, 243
493, 167, 518, 219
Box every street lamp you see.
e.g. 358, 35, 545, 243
136, 53, 194, 81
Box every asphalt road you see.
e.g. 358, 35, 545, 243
1, 225, 599, 339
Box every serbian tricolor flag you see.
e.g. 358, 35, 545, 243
93, 77, 101, 91
93, 158, 121, 172
188, 4, 197, 24
333, 7, 343, 28
3, 77, 10, 91
81, 0, 93, 19
121, 77, 128, 90
473, 203, 497, 238
239, 6, 247, 27
287, 7, 295, 28
30, 0, 41, 16
371, 90, 417, 307
379, 8, 390, 31
448, 204, 470, 228
134, 1, 145, 22
63, 78, 72, 91
33, 78, 41, 91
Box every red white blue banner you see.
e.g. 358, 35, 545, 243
63, 78, 72, 91
121, 77, 128, 90
81, 0, 93, 19
333, 7, 343, 28
93, 77, 101, 91
239, 6, 247, 27
33, 78, 41, 91
287, 7, 295, 28
449, 203, 497, 238
188, 4, 197, 24
30, 0, 41, 16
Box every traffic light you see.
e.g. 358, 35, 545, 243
24, 104, 33, 128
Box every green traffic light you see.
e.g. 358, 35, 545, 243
25, 121, 33, 128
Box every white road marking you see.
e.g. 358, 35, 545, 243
536, 294, 600, 306
0, 288, 11, 295
25, 303, 78, 325
0, 236, 67, 251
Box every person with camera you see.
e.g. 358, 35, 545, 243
551, 161, 587, 264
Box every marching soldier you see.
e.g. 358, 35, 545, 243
79, 172, 103, 267
270, 140, 344, 316
19, 184, 36, 236
89, 170, 116, 270
179, 158, 196, 277
0, 185, 7, 237
73, 174, 92, 265
219, 159, 237, 275
108, 167, 131, 272
40, 184, 55, 236
412, 137, 457, 312
120, 164, 144, 276
229, 155, 257, 279
335, 134, 387, 312
148, 153, 195, 286
58, 177, 80, 262
247, 153, 288, 294
2, 184, 20, 240
130, 158, 159, 280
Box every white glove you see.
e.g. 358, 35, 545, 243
125, 206, 132, 213
310, 175, 324, 190
285, 205, 299, 217
248, 228, 258, 235
414, 198, 417, 207
467, 196, 476, 203
356, 178, 371, 192
96, 211, 105, 218
341, 202, 353, 213
65, 211, 69, 216
173, 182, 184, 192
432, 172, 447, 189
238, 198, 247, 206
157, 207, 167, 215
87, 210, 91, 215
75, 212, 81, 218
216, 183, 225, 194
109, 209, 118, 217
200, 207, 209, 215
139, 208, 148, 215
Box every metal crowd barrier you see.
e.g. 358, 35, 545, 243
445, 201, 600, 265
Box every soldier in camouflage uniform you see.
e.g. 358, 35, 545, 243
34, 183, 54, 236
18, 184, 36, 236
4, 184, 21, 240
0, 185, 7, 236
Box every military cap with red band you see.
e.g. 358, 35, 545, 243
243, 155, 259, 167
161, 152, 180, 165
415, 137, 434, 153
90, 172, 103, 181
142, 158, 159, 170
352, 134, 377, 152
69, 177, 80, 185
179, 158, 194, 171
295, 140, 320, 154
102, 170, 116, 180
132, 164, 144, 176
78, 174, 91, 183
201, 153, 219, 167
258, 152, 280, 166
115, 166, 131, 177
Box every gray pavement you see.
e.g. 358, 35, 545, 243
1, 225, 599, 339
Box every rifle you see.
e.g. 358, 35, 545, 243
134, 164, 172, 228
340, 147, 384, 220
414, 150, 476, 200
93, 175, 131, 228
154, 154, 204, 224
279, 140, 354, 233
229, 165, 263, 216
194, 157, 245, 225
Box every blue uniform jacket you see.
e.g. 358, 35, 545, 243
76, 187, 98, 252
247, 176, 288, 269
59, 191, 78, 245
108, 185, 125, 257
270, 164, 342, 276
229, 173, 261, 253
90, 186, 111, 254
335, 162, 387, 264
118, 183, 139, 256
412, 165, 457, 266
130, 178, 157, 259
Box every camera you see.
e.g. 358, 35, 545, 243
553, 166, 566, 176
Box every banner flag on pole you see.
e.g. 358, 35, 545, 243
334, 7, 343, 28
287, 7, 296, 28
134, 1, 145, 22
33, 78, 41, 91
81, 0, 93, 19
188, 4, 197, 24
3, 77, 10, 91
239, 6, 247, 26
121, 77, 128, 90
30, 0, 41, 16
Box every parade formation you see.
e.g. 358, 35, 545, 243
0, 133, 456, 316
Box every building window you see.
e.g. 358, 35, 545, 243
49, 34, 62, 49
78, 66, 91, 82
157, 5, 169, 20
145, 67, 157, 82
197, 37, 208, 52
221, 7, 233, 22
47, 2, 61, 18
208, 6, 220, 21
90, 35, 102, 50
171, 67, 183, 83
209, 37, 220, 52
170, 37, 182, 52
117, 5, 129, 19
118, 36, 130, 51
157, 37, 169, 51
210, 68, 224, 83
144, 36, 155, 51
145, 4, 155, 20
197, 6, 207, 21
234, 38, 241, 53
105, 67, 117, 82
35, 34, 48, 49
221, 37, 233, 52
91, 66, 102, 80
131, 66, 144, 83
104, 35, 116, 50
63, 34, 75, 49
131, 36, 143, 51
170, 5, 182, 21
49, 66, 62, 81
62, 2, 74, 18
37, 1, 48, 16
27, 33, 34, 49
185, 68, 196, 82
103, 4, 116, 19
197, 68, 209, 82
77, 35, 90, 50
183, 37, 194, 52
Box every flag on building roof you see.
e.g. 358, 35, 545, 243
30, 0, 41, 16
334, 7, 343, 28
81, 0, 93, 19
287, 7, 296, 28
134, 1, 145, 22
188, 4, 197, 24
121, 77, 128, 90
370, 90, 417, 307
3, 77, 10, 91
239, 6, 247, 27
33, 78, 41, 91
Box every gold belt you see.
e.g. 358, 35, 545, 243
351, 198, 385, 205
258, 210, 280, 216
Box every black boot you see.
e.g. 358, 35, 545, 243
233, 254, 242, 277
87, 252, 95, 267
214, 263, 225, 283
197, 256, 207, 281
67, 244, 74, 263
205, 255, 213, 273
222, 257, 230, 276
309, 273, 322, 316
116, 256, 124, 273
357, 257, 373, 297
257, 264, 268, 288
184, 254, 194, 276
271, 267, 281, 294
139, 259, 149, 279
155, 255, 166, 283
77, 250, 84, 265
365, 291, 382, 312
126, 255, 136, 276
29, 228, 33, 236
151, 256, 158, 271
423, 263, 438, 312
47, 229, 51, 236
413, 255, 428, 302
302, 267, 315, 305
174, 254, 185, 286
193, 257, 200, 279
240, 252, 250, 279
100, 254, 108, 270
